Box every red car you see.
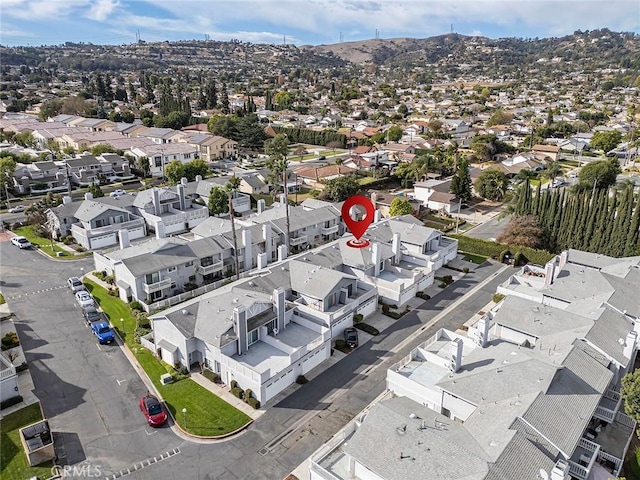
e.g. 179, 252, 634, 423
139, 394, 168, 427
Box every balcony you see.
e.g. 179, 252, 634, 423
594, 389, 622, 423
290, 235, 308, 246
569, 437, 600, 480
143, 277, 172, 294
321, 224, 339, 235
198, 260, 223, 276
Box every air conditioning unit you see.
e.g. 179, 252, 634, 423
160, 373, 173, 385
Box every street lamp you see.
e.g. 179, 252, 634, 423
182, 407, 187, 428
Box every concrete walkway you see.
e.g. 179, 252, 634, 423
191, 372, 264, 420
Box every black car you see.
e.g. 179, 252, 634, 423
344, 327, 359, 348
82, 306, 103, 324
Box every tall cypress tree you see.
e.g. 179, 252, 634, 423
624, 194, 640, 256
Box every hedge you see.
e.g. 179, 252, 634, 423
354, 323, 380, 336
0, 395, 23, 409
247, 397, 261, 409
449, 234, 555, 266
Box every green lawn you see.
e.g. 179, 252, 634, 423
12, 225, 92, 259
0, 403, 54, 480
84, 280, 252, 437
358, 176, 381, 186
462, 253, 488, 264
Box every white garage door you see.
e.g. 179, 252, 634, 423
264, 367, 295, 402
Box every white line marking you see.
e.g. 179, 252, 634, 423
116, 379, 127, 385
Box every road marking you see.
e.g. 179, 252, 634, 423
116, 379, 127, 386
6, 284, 66, 300
96, 344, 102, 351
145, 429, 157, 436
105, 448, 182, 479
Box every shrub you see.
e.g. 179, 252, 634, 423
184, 282, 197, 292
493, 293, 506, 303
381, 304, 390, 314
439, 282, 447, 288
134, 326, 151, 343
129, 300, 143, 311
0, 395, 23, 409
105, 274, 115, 285
443, 275, 453, 285
94, 270, 107, 280
202, 369, 220, 384
335, 339, 346, 350
177, 365, 189, 376
296, 375, 308, 385
449, 234, 554, 266
416, 291, 431, 300
230, 380, 238, 389
1, 332, 20, 350
353, 313, 364, 324
247, 397, 261, 409
514, 251, 528, 267
463, 267, 470, 273
231, 387, 244, 399
245, 388, 253, 400
16, 362, 28, 372
74, 245, 86, 252
354, 323, 379, 335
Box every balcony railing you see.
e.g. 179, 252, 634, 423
198, 260, 224, 276
321, 224, 339, 235
569, 437, 600, 480
143, 277, 172, 294
290, 235, 307, 246
0, 364, 17, 380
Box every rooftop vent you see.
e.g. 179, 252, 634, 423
233, 298, 239, 304
248, 281, 254, 287
182, 309, 189, 315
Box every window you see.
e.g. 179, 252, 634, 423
185, 261, 193, 267
113, 215, 125, 224
167, 266, 177, 273
248, 329, 258, 346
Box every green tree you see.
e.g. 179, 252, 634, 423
578, 158, 621, 190
208, 186, 228, 215
208, 114, 238, 139
135, 156, 150, 177
386, 125, 403, 142
265, 134, 291, 252
90, 144, 114, 156
274, 91, 293, 111
323, 175, 360, 202
621, 369, 640, 425
87, 183, 104, 198
389, 198, 414, 217
590, 130, 623, 153
0, 156, 17, 200
543, 160, 563, 183
486, 109, 514, 127
226, 176, 242, 280
235, 114, 266, 149
450, 158, 472, 202
39, 99, 63, 120
184, 159, 209, 181
164, 160, 186, 185
475, 169, 509, 201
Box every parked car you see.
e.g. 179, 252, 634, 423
8, 204, 26, 213
344, 327, 359, 348
91, 321, 115, 344
10, 236, 32, 249
82, 306, 103, 324
110, 189, 126, 197
139, 394, 168, 427
75, 291, 94, 309
67, 277, 86, 293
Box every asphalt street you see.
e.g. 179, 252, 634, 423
464, 213, 510, 242
1, 236, 512, 480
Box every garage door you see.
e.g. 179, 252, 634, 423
264, 367, 295, 402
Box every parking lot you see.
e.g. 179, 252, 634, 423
0, 239, 180, 475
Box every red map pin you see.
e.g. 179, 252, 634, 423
341, 195, 375, 248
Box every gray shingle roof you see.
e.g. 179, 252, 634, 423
289, 259, 355, 299
585, 306, 633, 366
74, 200, 131, 222
484, 431, 556, 480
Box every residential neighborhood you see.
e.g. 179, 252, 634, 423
1, 23, 640, 480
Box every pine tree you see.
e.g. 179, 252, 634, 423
220, 82, 230, 114
624, 194, 640, 256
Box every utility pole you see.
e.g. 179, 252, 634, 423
66, 163, 72, 196
455, 197, 463, 233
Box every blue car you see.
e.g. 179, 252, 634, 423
91, 321, 115, 344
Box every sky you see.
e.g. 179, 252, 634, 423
1, 0, 639, 47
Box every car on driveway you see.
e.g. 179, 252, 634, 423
82, 306, 103, 325
110, 189, 126, 197
75, 290, 94, 309
68, 276, 86, 293
139, 394, 168, 427
91, 321, 115, 344
10, 236, 32, 249
8, 205, 27, 213
344, 327, 359, 349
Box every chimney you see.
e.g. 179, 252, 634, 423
84, 192, 93, 200
372, 242, 382, 276
449, 338, 463, 373
155, 221, 166, 239
180, 177, 188, 186
257, 252, 268, 270
195, 174, 203, 182
392, 233, 401, 265
550, 459, 569, 480
262, 224, 272, 260
476, 317, 490, 347
559, 250, 568, 270
62, 196, 72, 205
152, 188, 161, 215
177, 183, 186, 211
277, 244, 287, 262
257, 199, 266, 214
119, 229, 130, 249
374, 209, 381, 223
234, 306, 247, 355
544, 259, 556, 287
273, 288, 286, 332
624, 330, 637, 359
242, 229, 252, 270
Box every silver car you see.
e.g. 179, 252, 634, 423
68, 277, 86, 293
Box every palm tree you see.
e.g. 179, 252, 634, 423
226, 176, 242, 280
265, 134, 291, 253
544, 160, 563, 185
